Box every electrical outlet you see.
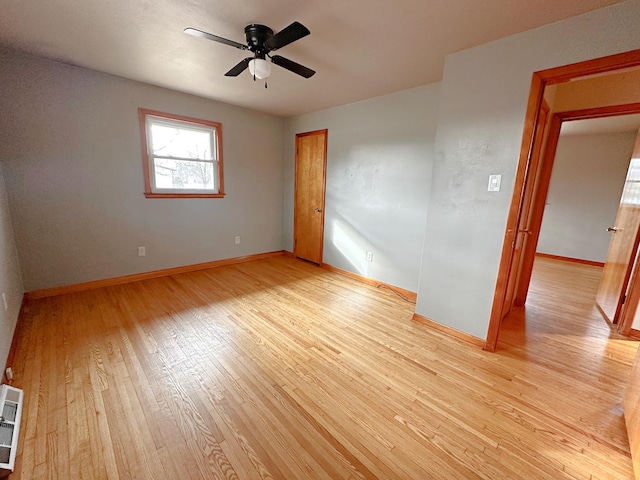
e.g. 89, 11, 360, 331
366, 251, 373, 262
138, 246, 146, 257
2, 293, 7, 312
235, 236, 241, 245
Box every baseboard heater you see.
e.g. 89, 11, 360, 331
0, 385, 23, 478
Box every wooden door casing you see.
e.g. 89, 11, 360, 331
294, 130, 327, 265
501, 101, 550, 316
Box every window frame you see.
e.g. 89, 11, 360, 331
138, 108, 225, 198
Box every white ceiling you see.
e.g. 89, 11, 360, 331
0, 0, 626, 117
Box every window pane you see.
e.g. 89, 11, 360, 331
140, 108, 224, 197
154, 158, 216, 190
150, 123, 213, 160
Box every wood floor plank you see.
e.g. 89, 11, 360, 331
5, 255, 638, 479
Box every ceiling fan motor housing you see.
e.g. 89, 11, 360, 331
245, 24, 273, 57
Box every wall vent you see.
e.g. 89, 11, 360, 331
0, 385, 23, 477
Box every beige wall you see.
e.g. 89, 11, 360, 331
0, 163, 23, 371
0, 50, 285, 291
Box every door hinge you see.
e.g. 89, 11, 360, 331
622, 294, 627, 304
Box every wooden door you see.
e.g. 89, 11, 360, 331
294, 130, 327, 264
501, 101, 550, 316
595, 129, 640, 323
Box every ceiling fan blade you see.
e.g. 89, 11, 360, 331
270, 55, 315, 78
184, 27, 248, 50
265, 22, 310, 51
225, 58, 253, 76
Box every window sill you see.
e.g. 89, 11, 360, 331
144, 193, 226, 199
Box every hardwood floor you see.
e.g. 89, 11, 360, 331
6, 255, 638, 479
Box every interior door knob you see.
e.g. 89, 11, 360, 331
607, 226, 618, 232
314, 208, 322, 212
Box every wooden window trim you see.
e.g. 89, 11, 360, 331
138, 108, 225, 198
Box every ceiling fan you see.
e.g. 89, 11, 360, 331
184, 22, 315, 81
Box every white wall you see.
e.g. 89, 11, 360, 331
416, 0, 640, 340
284, 84, 441, 292
0, 163, 23, 371
0, 50, 285, 291
537, 131, 636, 263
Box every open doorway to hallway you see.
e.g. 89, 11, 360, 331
499, 114, 640, 406
488, 52, 640, 352
533, 116, 640, 327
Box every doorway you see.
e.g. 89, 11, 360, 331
521, 106, 640, 319
487, 49, 640, 352
294, 129, 328, 265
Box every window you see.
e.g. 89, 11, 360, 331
139, 108, 224, 198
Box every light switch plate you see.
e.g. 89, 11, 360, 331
488, 174, 502, 192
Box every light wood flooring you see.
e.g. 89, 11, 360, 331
5, 255, 639, 479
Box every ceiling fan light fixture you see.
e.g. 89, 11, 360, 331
249, 58, 271, 79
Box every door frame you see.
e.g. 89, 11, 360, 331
501, 99, 550, 318
520, 103, 640, 314
486, 49, 640, 352
511, 100, 551, 308
293, 129, 328, 265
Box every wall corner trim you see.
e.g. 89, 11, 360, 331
412, 313, 485, 348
